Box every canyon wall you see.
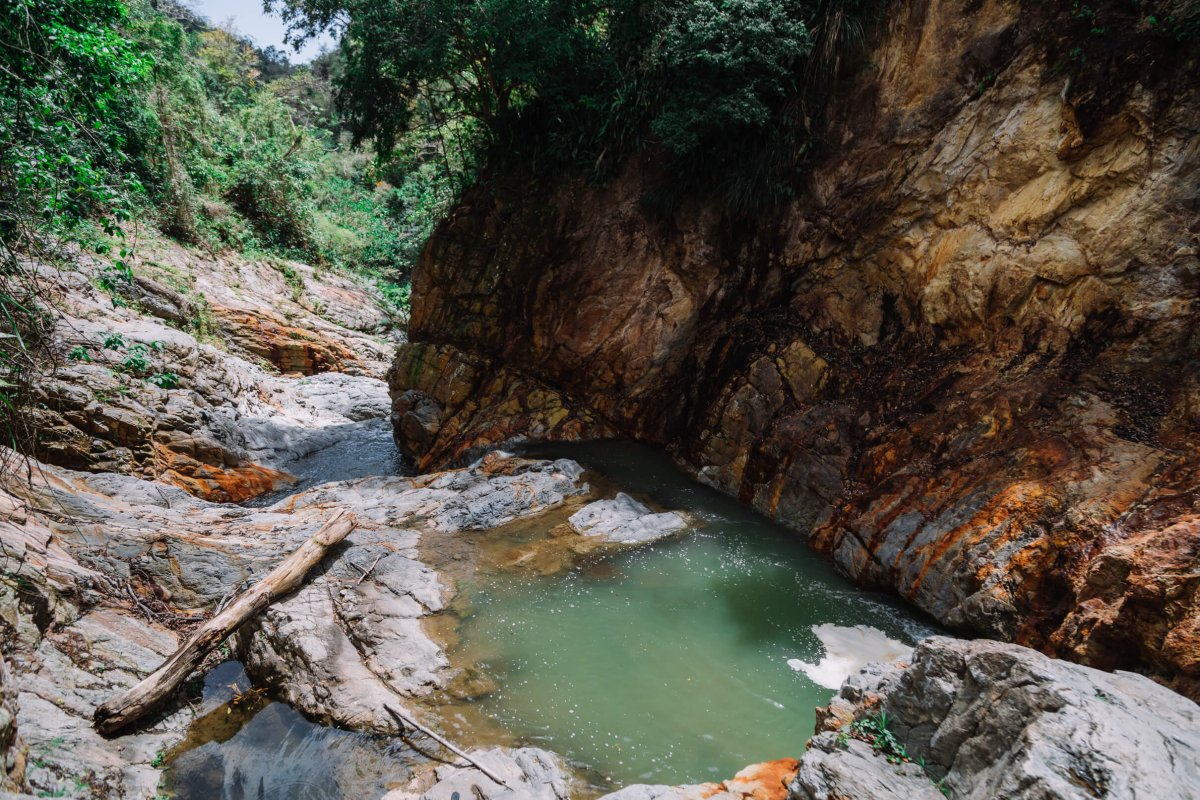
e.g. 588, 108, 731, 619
388, 0, 1200, 695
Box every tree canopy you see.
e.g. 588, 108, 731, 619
270, 0, 882, 208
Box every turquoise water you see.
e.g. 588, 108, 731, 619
456, 441, 938, 787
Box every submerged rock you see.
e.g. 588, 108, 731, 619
569, 492, 690, 544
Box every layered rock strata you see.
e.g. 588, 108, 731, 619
792, 636, 1200, 800
0, 657, 25, 793
31, 234, 398, 501
388, 0, 1200, 695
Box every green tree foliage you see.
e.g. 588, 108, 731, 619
0, 0, 149, 454
114, 2, 417, 289
0, 0, 422, 458
652, 0, 813, 157
0, 0, 148, 247
273, 0, 886, 211
269, 0, 598, 152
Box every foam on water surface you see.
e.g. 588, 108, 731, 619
786, 623, 913, 689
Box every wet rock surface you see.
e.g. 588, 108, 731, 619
388, 0, 1200, 695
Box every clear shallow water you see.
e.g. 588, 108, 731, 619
455, 441, 938, 787
164, 661, 416, 800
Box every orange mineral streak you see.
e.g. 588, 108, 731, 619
153, 442, 293, 503
706, 758, 802, 800
213, 307, 358, 375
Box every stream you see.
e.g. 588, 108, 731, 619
165, 436, 937, 797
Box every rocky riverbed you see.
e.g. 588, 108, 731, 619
3, 231, 1200, 800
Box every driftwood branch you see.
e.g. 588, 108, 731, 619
351, 553, 384, 585
94, 510, 355, 735
385, 704, 509, 788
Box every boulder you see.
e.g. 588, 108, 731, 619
569, 493, 690, 544
789, 636, 1200, 800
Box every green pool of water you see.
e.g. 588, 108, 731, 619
456, 441, 938, 788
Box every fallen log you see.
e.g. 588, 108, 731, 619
94, 509, 355, 735
385, 704, 510, 788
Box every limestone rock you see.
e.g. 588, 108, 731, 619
13, 609, 191, 799
602, 758, 800, 800
569, 493, 690, 544
0, 658, 25, 793
28, 236, 397, 502
383, 747, 572, 800
791, 736, 942, 800
600, 786, 717, 800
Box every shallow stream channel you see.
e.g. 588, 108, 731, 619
164, 438, 938, 797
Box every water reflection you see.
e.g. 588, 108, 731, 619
165, 662, 416, 800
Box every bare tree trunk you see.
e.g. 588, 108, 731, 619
93, 510, 355, 735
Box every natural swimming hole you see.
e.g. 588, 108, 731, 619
168, 439, 937, 797
444, 442, 938, 788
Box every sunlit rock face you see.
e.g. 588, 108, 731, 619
389, 0, 1200, 696
797, 637, 1200, 800
29, 236, 397, 502
0, 656, 26, 793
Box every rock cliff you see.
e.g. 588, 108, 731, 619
388, 0, 1200, 696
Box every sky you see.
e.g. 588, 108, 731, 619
187, 0, 338, 63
